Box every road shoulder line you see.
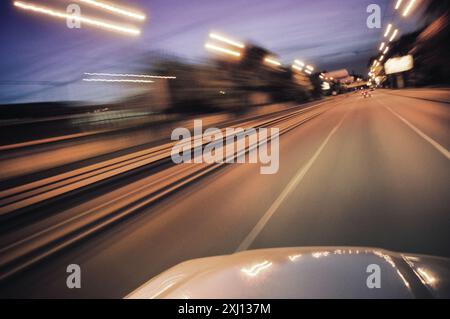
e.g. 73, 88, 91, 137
383, 105, 450, 160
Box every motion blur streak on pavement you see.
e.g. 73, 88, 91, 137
0, 89, 449, 298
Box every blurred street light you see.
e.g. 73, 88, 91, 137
395, 0, 403, 10
13, 1, 140, 36
292, 64, 303, 72
322, 82, 330, 90
293, 60, 315, 74
205, 43, 241, 57
383, 46, 389, 54
379, 55, 385, 62
264, 56, 282, 67
402, 0, 416, 17
83, 78, 154, 83
384, 24, 393, 37
79, 0, 146, 21
389, 29, 399, 42
379, 42, 385, 51
84, 72, 176, 79
209, 33, 245, 49
205, 32, 244, 60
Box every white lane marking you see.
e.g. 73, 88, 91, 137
235, 113, 348, 252
384, 105, 450, 160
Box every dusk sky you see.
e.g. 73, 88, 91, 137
0, 0, 422, 103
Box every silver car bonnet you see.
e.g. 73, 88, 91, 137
126, 247, 450, 299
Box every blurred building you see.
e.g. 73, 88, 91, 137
371, 0, 450, 88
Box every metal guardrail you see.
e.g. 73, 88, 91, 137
0, 98, 341, 281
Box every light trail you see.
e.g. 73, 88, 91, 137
264, 57, 282, 66
292, 64, 303, 72
403, 0, 416, 17
209, 33, 245, 49
78, 0, 146, 21
84, 73, 176, 79
82, 78, 154, 83
13, 1, 140, 36
389, 29, 399, 42
384, 23, 392, 37
205, 43, 241, 57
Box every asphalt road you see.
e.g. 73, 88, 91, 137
0, 89, 449, 298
